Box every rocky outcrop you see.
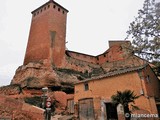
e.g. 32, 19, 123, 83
0, 95, 44, 120
0, 84, 21, 95
0, 91, 73, 119
11, 62, 78, 90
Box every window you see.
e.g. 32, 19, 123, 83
33, 13, 36, 17
63, 11, 65, 14
138, 70, 143, 79
84, 83, 89, 91
146, 75, 150, 83
58, 8, 61, 11
97, 57, 99, 60
53, 5, 56, 8
50, 31, 56, 48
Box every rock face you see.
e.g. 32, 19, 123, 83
11, 61, 78, 90
0, 84, 21, 95
0, 95, 44, 120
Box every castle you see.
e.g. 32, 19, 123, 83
23, 0, 133, 73
10, 0, 139, 88
8, 0, 160, 119
11, 0, 155, 94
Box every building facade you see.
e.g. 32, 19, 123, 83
74, 64, 160, 119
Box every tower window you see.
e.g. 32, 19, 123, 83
44, 7, 46, 10
48, 5, 50, 8
33, 13, 36, 17
50, 31, 56, 48
97, 57, 99, 60
63, 11, 65, 14
58, 8, 61, 11
53, 5, 56, 8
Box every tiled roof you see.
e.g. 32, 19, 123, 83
74, 64, 148, 84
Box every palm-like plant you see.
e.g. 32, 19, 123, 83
111, 90, 139, 119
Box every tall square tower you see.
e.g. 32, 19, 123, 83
24, 0, 68, 67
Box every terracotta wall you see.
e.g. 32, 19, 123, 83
64, 56, 100, 72
75, 72, 142, 102
67, 51, 97, 64
141, 65, 160, 98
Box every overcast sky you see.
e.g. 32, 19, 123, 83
0, 0, 146, 86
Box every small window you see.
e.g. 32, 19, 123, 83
84, 83, 89, 91
104, 54, 106, 57
97, 57, 99, 60
33, 13, 36, 17
146, 75, 150, 83
40, 9, 42, 12
48, 5, 50, 8
50, 31, 56, 48
44, 7, 46, 10
63, 11, 65, 14
58, 8, 61, 11
138, 70, 143, 79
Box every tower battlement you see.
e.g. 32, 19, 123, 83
31, 0, 68, 17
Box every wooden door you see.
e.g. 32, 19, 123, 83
79, 98, 95, 120
67, 99, 74, 114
